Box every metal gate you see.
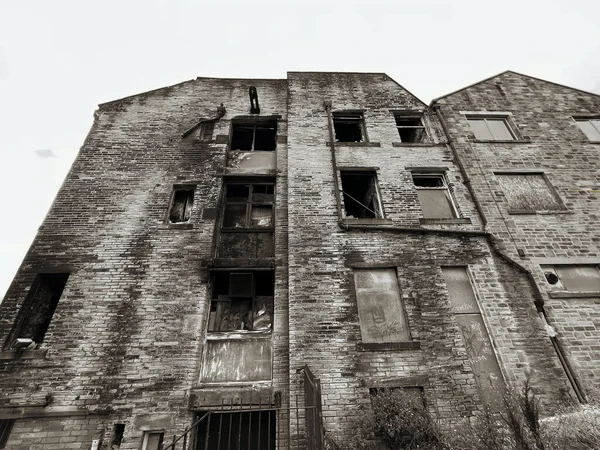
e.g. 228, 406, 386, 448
303, 365, 324, 450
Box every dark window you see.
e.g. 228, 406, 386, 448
0, 420, 15, 449
231, 120, 277, 151
333, 112, 365, 142
354, 269, 409, 342
542, 265, 600, 292
196, 410, 275, 450
200, 121, 215, 141
208, 271, 274, 332
142, 431, 163, 450
340, 171, 383, 219
8, 273, 69, 348
169, 186, 195, 223
467, 116, 515, 140
574, 117, 600, 141
394, 114, 428, 143
223, 182, 274, 229
111, 423, 125, 448
412, 174, 457, 218
496, 173, 563, 212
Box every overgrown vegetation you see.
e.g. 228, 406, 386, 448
346, 384, 600, 450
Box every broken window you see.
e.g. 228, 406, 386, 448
574, 117, 600, 141
196, 410, 275, 450
231, 120, 277, 151
169, 186, 195, 223
394, 113, 428, 143
442, 267, 504, 406
111, 424, 125, 448
208, 271, 274, 332
496, 173, 563, 212
333, 112, 365, 142
354, 269, 409, 342
467, 116, 515, 140
200, 121, 215, 141
340, 171, 383, 219
542, 265, 600, 292
8, 273, 69, 348
412, 173, 457, 218
0, 420, 15, 449
223, 182, 274, 229
141, 431, 164, 450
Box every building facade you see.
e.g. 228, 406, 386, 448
0, 71, 598, 449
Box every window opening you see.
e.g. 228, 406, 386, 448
209, 271, 274, 332
340, 171, 383, 219
196, 410, 276, 450
231, 120, 277, 151
412, 174, 457, 218
169, 186, 195, 223
442, 267, 504, 406
394, 114, 428, 143
200, 121, 215, 141
9, 273, 69, 348
111, 423, 125, 448
223, 183, 274, 229
496, 173, 563, 212
467, 116, 515, 140
0, 420, 15, 449
574, 117, 600, 141
354, 269, 409, 342
141, 431, 164, 450
542, 265, 600, 292
333, 112, 365, 142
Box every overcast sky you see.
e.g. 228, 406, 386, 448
1, 0, 599, 299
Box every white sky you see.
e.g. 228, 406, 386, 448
1, 0, 599, 299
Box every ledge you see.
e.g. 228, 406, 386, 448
362, 374, 429, 389
0, 406, 91, 420
0, 349, 48, 361
473, 139, 531, 144
419, 218, 472, 225
357, 342, 421, 352
392, 142, 444, 147
211, 258, 276, 268
161, 222, 194, 230
507, 209, 572, 215
189, 387, 279, 409
327, 142, 381, 147
548, 291, 600, 299
343, 218, 394, 226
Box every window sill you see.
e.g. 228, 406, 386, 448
473, 139, 531, 144
206, 331, 272, 340
343, 218, 394, 226
0, 349, 48, 360
327, 142, 381, 147
162, 222, 194, 229
392, 142, 440, 147
419, 218, 472, 225
507, 209, 572, 215
548, 291, 600, 299
357, 342, 420, 352
221, 227, 274, 233
212, 258, 276, 268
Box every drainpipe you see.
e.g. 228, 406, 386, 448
432, 101, 586, 403
324, 101, 347, 228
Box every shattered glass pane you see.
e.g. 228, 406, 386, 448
250, 205, 273, 227
223, 204, 247, 228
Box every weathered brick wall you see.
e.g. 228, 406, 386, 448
437, 71, 600, 397
5, 416, 101, 449
286, 72, 572, 446
0, 78, 289, 448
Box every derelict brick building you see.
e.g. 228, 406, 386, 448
0, 71, 599, 449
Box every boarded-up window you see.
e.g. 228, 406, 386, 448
542, 265, 600, 292
8, 273, 69, 348
340, 171, 384, 219
574, 118, 600, 142
496, 173, 563, 212
169, 186, 195, 223
412, 174, 457, 218
201, 338, 272, 382
442, 267, 504, 406
354, 269, 409, 342
467, 116, 515, 140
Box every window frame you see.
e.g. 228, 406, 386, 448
230, 119, 278, 151
393, 112, 429, 143
466, 114, 517, 141
411, 172, 459, 219
221, 181, 275, 231
199, 121, 215, 142
167, 184, 196, 224
141, 431, 164, 450
0, 419, 15, 449
494, 171, 566, 214
332, 111, 368, 143
573, 116, 600, 142
339, 169, 385, 220
541, 264, 600, 293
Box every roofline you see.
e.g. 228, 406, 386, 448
430, 70, 600, 104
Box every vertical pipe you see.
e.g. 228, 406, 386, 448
324, 101, 344, 225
